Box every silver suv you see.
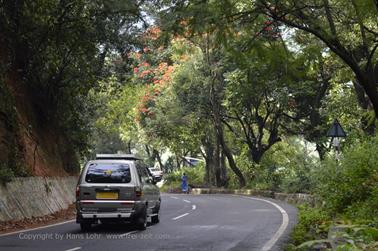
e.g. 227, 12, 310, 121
76, 154, 161, 231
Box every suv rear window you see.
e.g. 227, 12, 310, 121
85, 163, 131, 183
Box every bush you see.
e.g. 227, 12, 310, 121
162, 163, 205, 190
0, 165, 15, 184
281, 174, 313, 194
314, 134, 378, 221
237, 138, 319, 193
288, 204, 331, 246
286, 135, 378, 250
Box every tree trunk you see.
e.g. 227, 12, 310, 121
214, 106, 245, 187
362, 73, 378, 119
201, 140, 211, 185
208, 152, 217, 186
210, 75, 245, 187
353, 80, 376, 134
251, 149, 263, 164
201, 136, 217, 186
145, 145, 151, 158
215, 134, 222, 187
218, 127, 246, 187
127, 140, 132, 154
175, 154, 182, 169
219, 149, 228, 187
316, 143, 327, 161
203, 154, 211, 185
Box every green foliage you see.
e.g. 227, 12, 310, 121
289, 204, 331, 246
290, 224, 378, 250
163, 164, 206, 187
229, 137, 319, 192
288, 135, 378, 250
287, 207, 378, 250
314, 134, 378, 221
334, 225, 378, 250
0, 0, 144, 172
0, 164, 15, 184
323, 82, 363, 135
292, 239, 331, 251
89, 81, 144, 155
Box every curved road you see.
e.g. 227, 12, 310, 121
0, 194, 297, 251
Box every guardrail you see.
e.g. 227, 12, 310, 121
189, 188, 317, 206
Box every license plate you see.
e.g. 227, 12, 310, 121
96, 192, 118, 199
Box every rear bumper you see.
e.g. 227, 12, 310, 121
81, 212, 132, 219
78, 200, 136, 205
76, 200, 146, 223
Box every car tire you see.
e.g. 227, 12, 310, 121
135, 207, 147, 230
151, 212, 160, 224
80, 223, 91, 231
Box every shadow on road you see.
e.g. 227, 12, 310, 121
75, 222, 156, 234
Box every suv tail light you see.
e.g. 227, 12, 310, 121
135, 187, 143, 198
76, 186, 80, 199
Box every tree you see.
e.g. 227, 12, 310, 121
221, 35, 292, 164
0, 0, 145, 174
253, 1, 378, 119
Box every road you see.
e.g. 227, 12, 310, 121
0, 194, 297, 251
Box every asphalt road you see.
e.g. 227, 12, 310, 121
0, 194, 297, 251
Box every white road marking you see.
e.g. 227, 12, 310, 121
191, 225, 218, 230
172, 213, 189, 220
170, 196, 179, 200
250, 209, 276, 212
183, 199, 191, 203
0, 219, 75, 237
234, 195, 289, 251
65, 247, 82, 251
192, 205, 196, 210
119, 230, 138, 237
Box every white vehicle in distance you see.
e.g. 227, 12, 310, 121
148, 167, 163, 182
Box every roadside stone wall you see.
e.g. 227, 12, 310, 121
191, 188, 316, 206
0, 176, 78, 221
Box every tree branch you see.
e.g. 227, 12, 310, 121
367, 42, 378, 72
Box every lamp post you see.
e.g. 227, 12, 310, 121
326, 119, 347, 161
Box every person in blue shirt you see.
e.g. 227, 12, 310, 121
181, 173, 188, 193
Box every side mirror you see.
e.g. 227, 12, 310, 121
146, 176, 156, 184
142, 176, 152, 184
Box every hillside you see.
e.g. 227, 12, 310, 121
0, 57, 78, 177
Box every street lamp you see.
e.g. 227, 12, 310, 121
326, 119, 347, 161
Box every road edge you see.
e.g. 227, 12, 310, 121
233, 195, 290, 251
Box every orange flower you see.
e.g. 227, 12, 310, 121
139, 70, 151, 78
145, 26, 161, 40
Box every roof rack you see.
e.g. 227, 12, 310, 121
95, 154, 141, 160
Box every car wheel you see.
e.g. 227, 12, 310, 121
136, 208, 147, 230
151, 212, 160, 224
80, 223, 91, 231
